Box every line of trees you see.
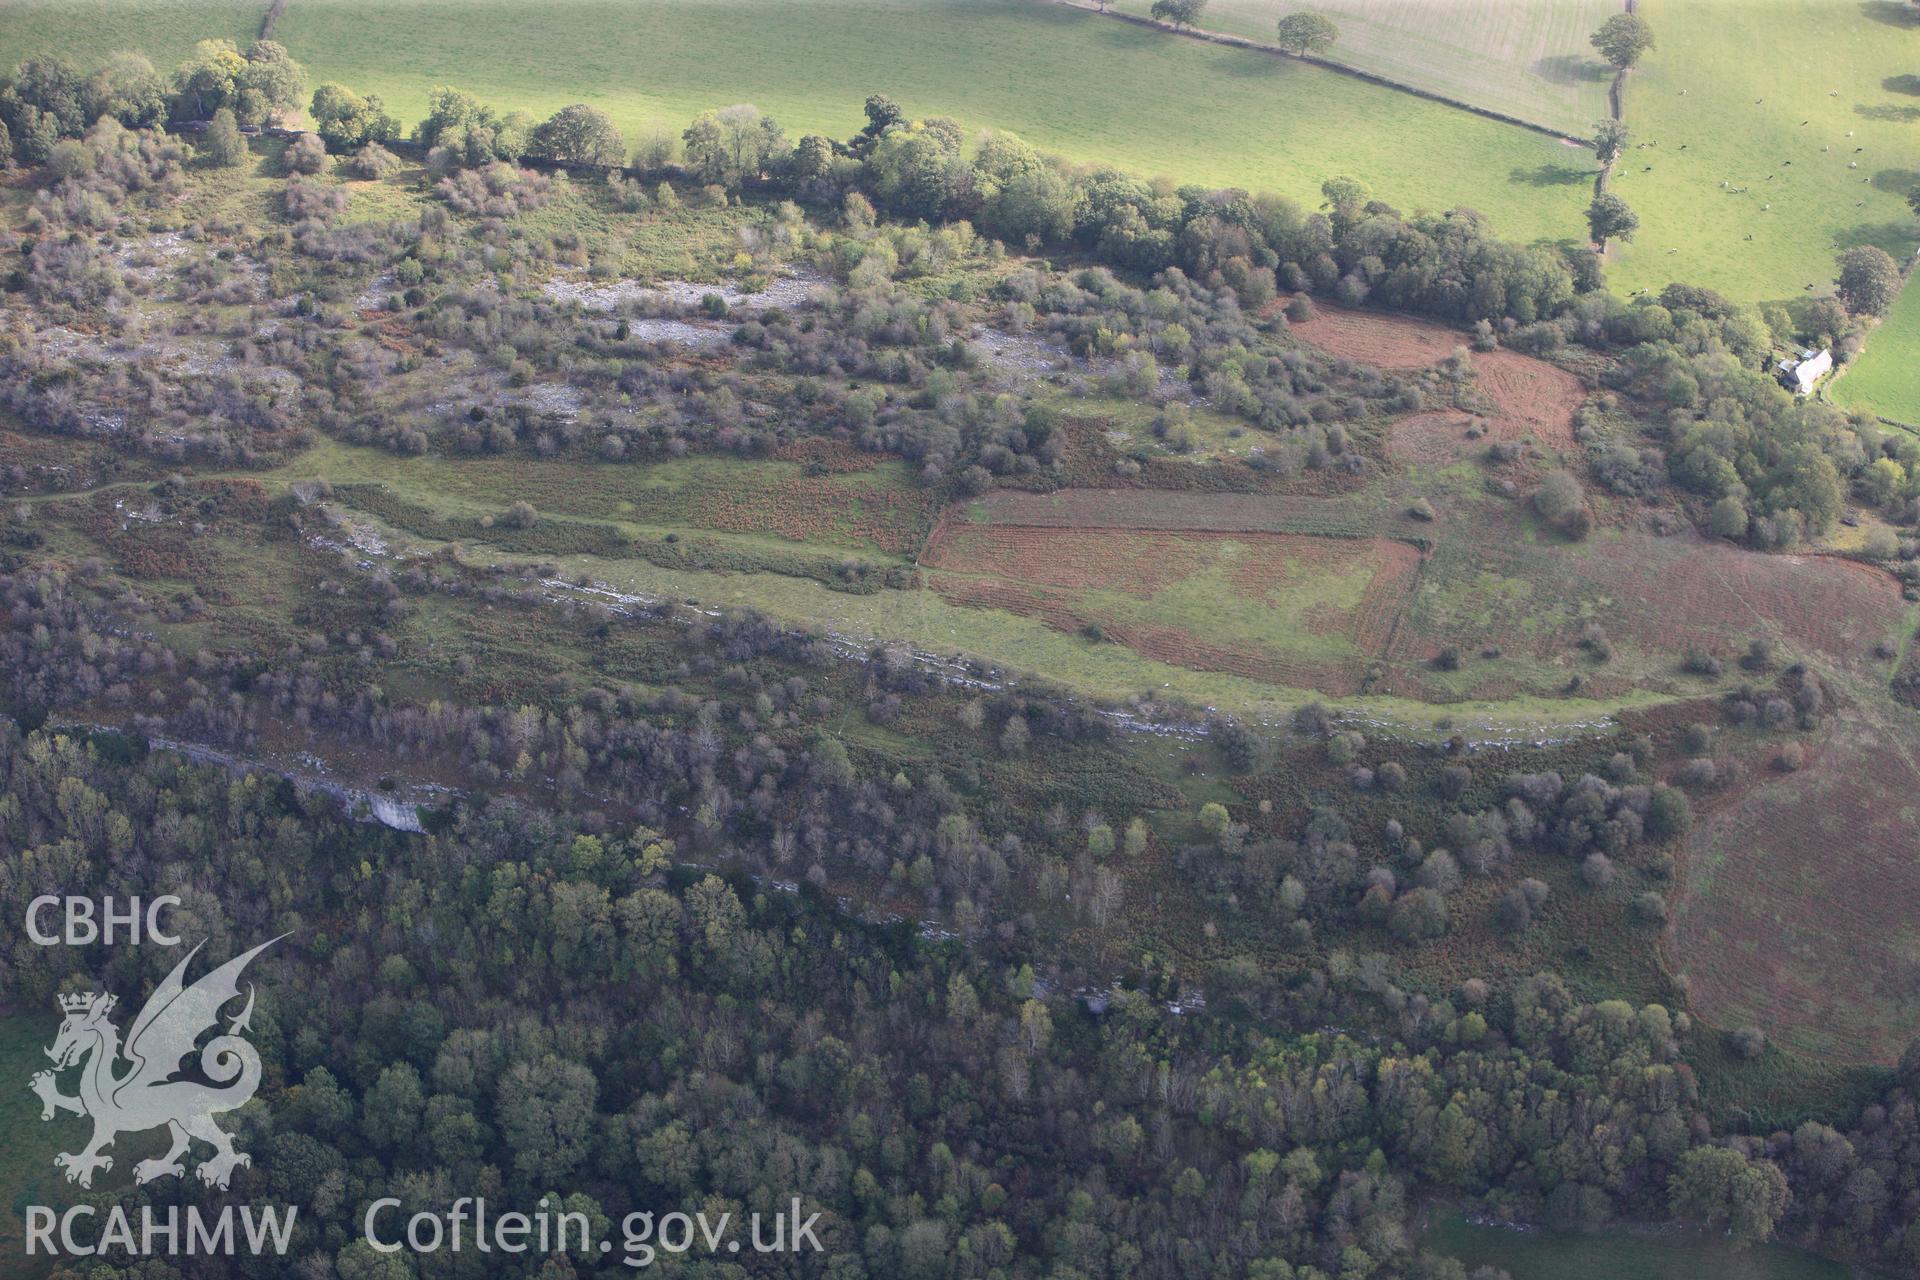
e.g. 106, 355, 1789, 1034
0, 39, 306, 166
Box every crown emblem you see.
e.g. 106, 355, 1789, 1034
58, 991, 114, 1016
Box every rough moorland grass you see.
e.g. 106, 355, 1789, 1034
250, 0, 1589, 245
277, 439, 941, 558
923, 525, 1391, 674
1609, 0, 1920, 303
1671, 701, 1920, 1068
1834, 272, 1920, 426
440, 524, 1681, 732
1106, 0, 1619, 136
94, 441, 1667, 732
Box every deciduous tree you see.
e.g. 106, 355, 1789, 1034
1669, 1147, 1790, 1243
682, 103, 787, 188
1590, 13, 1656, 69
1836, 245, 1900, 316
1586, 191, 1638, 246
310, 82, 399, 150
1275, 11, 1340, 56
200, 106, 246, 167
1592, 117, 1629, 167
530, 103, 625, 166
1150, 0, 1206, 30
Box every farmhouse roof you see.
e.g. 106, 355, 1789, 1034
1776, 347, 1831, 395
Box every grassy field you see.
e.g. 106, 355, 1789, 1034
1834, 272, 1920, 426
1421, 1211, 1857, 1280
0, 0, 1594, 247
1106, 0, 1621, 136
1, 1011, 81, 1278
1609, 0, 1920, 303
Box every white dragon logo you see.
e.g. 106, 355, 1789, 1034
28, 936, 282, 1191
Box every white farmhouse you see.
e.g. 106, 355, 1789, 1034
1775, 348, 1832, 396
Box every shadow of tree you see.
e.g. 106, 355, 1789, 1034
1834, 220, 1917, 254
1857, 103, 1920, 122
1885, 74, 1920, 95
1861, 0, 1920, 26
1088, 19, 1162, 50
1872, 168, 1920, 194
1216, 51, 1302, 78
1508, 163, 1593, 188
1533, 54, 1608, 87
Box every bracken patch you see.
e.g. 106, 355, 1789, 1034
1471, 349, 1582, 449
680, 475, 944, 556
1287, 299, 1466, 367
1671, 717, 1920, 1065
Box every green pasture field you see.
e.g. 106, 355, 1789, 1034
1106, 0, 1620, 136
1834, 272, 1920, 426
0, 0, 257, 74
6, 0, 1910, 310
1609, 0, 1920, 304
0, 0, 1592, 247
268, 0, 1592, 245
